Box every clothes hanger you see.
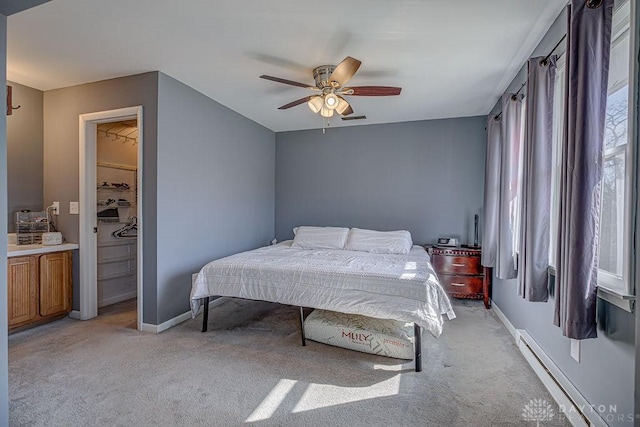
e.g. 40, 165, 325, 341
112, 216, 137, 239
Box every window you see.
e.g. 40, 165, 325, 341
513, 97, 526, 259
597, 2, 631, 294
549, 1, 634, 306
549, 55, 565, 270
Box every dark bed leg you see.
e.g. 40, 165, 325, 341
201, 297, 210, 333
299, 307, 306, 346
414, 324, 422, 372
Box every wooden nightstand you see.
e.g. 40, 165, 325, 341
426, 246, 491, 309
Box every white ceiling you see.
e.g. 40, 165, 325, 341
7, 0, 567, 132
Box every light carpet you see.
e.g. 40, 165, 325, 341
9, 298, 571, 426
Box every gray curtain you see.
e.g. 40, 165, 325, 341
518, 56, 557, 301
496, 94, 523, 280
481, 115, 502, 268
554, 0, 613, 339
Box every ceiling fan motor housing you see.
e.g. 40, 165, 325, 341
313, 65, 337, 89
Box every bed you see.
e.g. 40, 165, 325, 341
190, 227, 455, 372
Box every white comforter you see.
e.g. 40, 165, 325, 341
190, 242, 455, 337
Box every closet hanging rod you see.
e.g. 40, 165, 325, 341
100, 128, 137, 142
99, 128, 138, 144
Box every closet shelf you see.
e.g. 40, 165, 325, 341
97, 271, 136, 281
97, 218, 125, 223
97, 255, 136, 265
97, 202, 132, 208
96, 161, 138, 308
97, 240, 136, 248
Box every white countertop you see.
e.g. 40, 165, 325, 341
8, 242, 79, 257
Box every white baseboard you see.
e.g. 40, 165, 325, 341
489, 300, 518, 340
140, 297, 228, 334
140, 312, 191, 333
491, 300, 607, 427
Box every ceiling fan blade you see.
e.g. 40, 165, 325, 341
345, 86, 402, 96
329, 56, 361, 87
340, 105, 354, 116
278, 96, 314, 110
260, 75, 316, 89
335, 96, 353, 116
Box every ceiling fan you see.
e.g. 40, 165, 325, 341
260, 56, 401, 118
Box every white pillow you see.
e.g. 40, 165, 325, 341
291, 226, 349, 250
345, 228, 413, 255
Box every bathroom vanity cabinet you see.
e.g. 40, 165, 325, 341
8, 250, 72, 332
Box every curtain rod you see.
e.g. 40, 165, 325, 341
513, 81, 527, 98
542, 34, 567, 65
494, 34, 567, 121
495, 81, 526, 120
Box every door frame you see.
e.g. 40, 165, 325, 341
79, 106, 143, 330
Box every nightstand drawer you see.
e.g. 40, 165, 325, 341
439, 275, 483, 298
431, 254, 482, 275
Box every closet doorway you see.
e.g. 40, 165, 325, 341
95, 120, 138, 323
79, 106, 143, 330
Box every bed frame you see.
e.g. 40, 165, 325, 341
199, 296, 423, 372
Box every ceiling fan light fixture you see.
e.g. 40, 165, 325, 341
324, 93, 339, 110
307, 96, 324, 113
335, 97, 350, 115
320, 106, 334, 118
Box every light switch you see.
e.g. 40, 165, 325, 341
70, 202, 79, 214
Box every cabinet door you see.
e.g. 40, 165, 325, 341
40, 251, 72, 317
8, 256, 38, 327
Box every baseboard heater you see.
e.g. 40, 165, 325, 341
515, 330, 607, 427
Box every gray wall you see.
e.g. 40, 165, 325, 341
155, 73, 275, 324
42, 71, 275, 326
275, 117, 486, 244
43, 72, 159, 322
0, 0, 49, 16
490, 7, 637, 425
2, 4, 49, 424
7, 81, 43, 232
633, 0, 640, 423
494, 278, 635, 422
1, 13, 9, 427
